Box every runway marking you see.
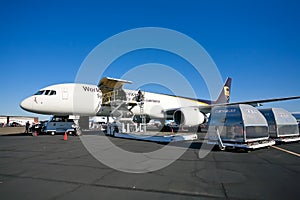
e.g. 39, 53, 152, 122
271, 146, 300, 157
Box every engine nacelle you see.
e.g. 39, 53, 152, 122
173, 107, 206, 126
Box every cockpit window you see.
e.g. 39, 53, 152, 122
34, 90, 56, 96
34, 90, 44, 95
50, 90, 56, 95
45, 90, 50, 95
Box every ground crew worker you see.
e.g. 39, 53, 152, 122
25, 121, 30, 133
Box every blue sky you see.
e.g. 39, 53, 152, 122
1, 0, 300, 120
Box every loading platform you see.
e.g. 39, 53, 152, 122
109, 132, 198, 143
207, 139, 276, 150
273, 136, 300, 143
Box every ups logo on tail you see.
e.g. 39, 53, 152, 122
224, 86, 230, 101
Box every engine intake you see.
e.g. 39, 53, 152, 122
173, 107, 206, 126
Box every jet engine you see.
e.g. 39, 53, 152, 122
173, 107, 206, 126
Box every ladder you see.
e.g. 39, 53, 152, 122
140, 101, 146, 132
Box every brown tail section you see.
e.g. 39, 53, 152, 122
215, 77, 232, 104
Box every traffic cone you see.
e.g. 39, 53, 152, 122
63, 132, 68, 141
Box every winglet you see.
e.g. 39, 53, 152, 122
215, 77, 232, 104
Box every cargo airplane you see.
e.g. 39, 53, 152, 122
20, 77, 300, 127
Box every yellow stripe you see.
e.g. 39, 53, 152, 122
271, 146, 300, 157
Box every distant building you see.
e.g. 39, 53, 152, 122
0, 116, 38, 127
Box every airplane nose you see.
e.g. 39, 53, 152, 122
20, 97, 32, 112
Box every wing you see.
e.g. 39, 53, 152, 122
214, 96, 300, 107
164, 95, 300, 118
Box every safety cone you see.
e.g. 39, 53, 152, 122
63, 132, 68, 141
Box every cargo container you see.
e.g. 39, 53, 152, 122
259, 108, 300, 143
207, 104, 275, 149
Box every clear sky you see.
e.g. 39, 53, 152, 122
1, 0, 300, 120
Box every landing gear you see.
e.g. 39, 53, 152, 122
73, 119, 82, 136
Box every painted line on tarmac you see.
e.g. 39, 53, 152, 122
271, 146, 300, 157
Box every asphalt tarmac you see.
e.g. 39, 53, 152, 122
0, 130, 299, 200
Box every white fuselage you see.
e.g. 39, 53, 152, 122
20, 83, 208, 118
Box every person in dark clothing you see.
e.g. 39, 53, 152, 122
25, 121, 30, 133
136, 90, 143, 102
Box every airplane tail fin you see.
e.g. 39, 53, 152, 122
215, 77, 232, 104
